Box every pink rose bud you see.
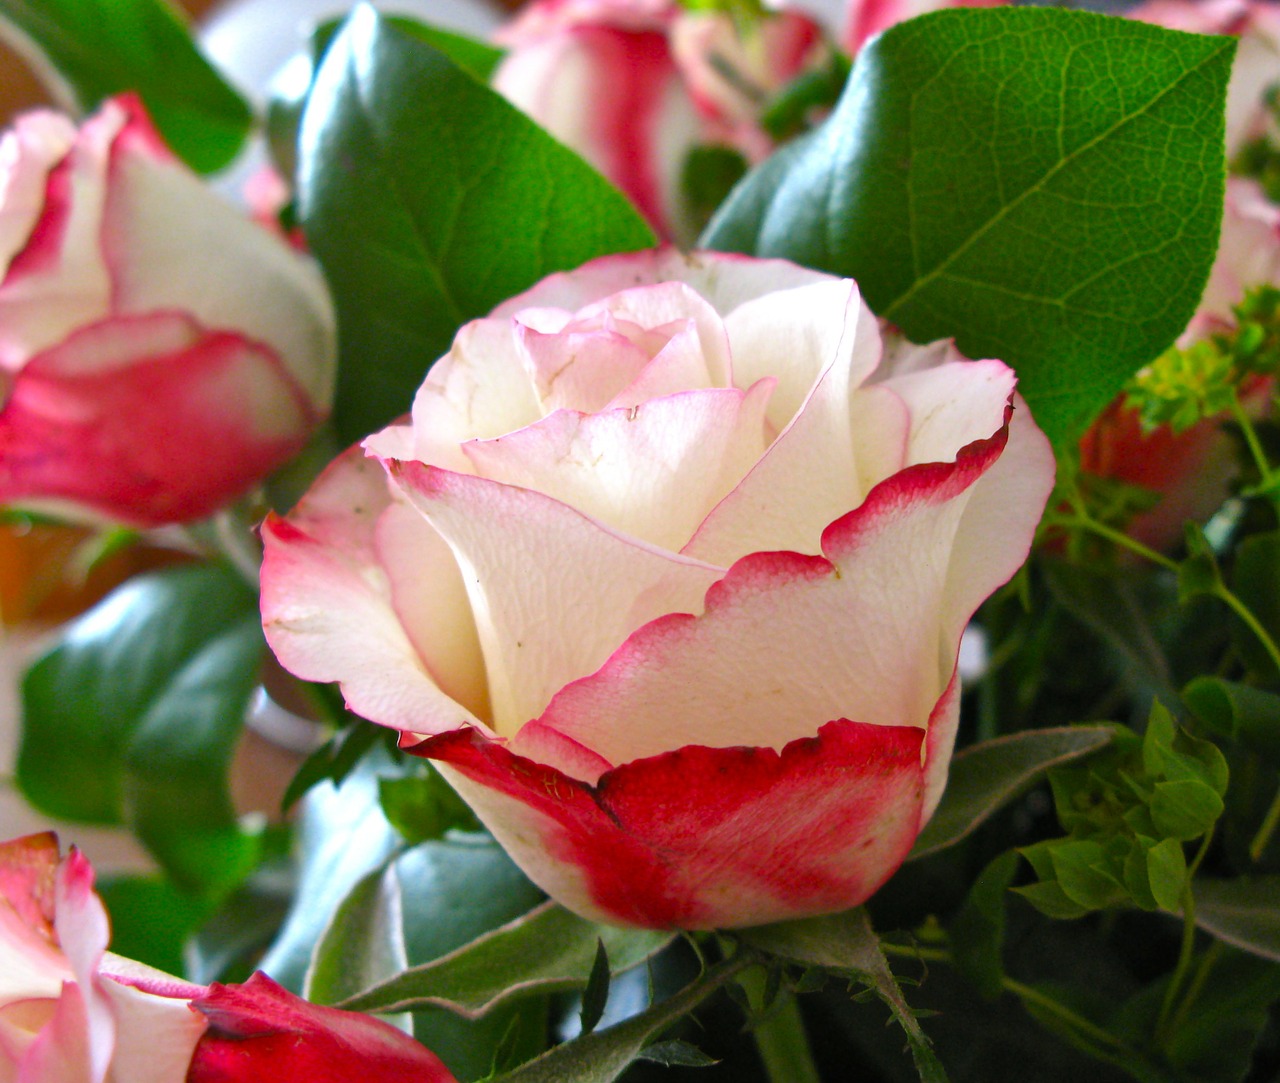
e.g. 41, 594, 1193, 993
492, 0, 825, 241
186, 973, 457, 1083
261, 250, 1055, 929
0, 95, 336, 528
0, 832, 207, 1082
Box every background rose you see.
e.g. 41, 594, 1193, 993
0, 832, 207, 1082
261, 249, 1055, 929
492, 0, 825, 242
0, 833, 457, 1083
0, 95, 335, 528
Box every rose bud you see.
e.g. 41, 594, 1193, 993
0, 832, 207, 1082
261, 249, 1055, 930
186, 973, 457, 1083
492, 0, 825, 242
0, 95, 335, 528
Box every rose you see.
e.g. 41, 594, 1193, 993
261, 249, 1055, 929
492, 0, 825, 242
0, 832, 457, 1083
0, 831, 207, 1081
0, 95, 335, 528
187, 973, 456, 1083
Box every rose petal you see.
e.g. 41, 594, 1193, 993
461, 384, 773, 551
261, 448, 491, 737
417, 718, 925, 929
0, 113, 77, 281
384, 461, 725, 737
537, 414, 1017, 766
100, 975, 207, 1083
0, 312, 316, 526
684, 290, 899, 565
101, 98, 334, 409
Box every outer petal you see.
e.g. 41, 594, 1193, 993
493, 18, 699, 239
0, 312, 318, 527
100, 97, 335, 410
0, 113, 77, 277
261, 447, 490, 737
1197, 177, 1280, 327
99, 965, 206, 1083
385, 461, 726, 737
535, 405, 1024, 768
416, 718, 925, 929
187, 973, 456, 1083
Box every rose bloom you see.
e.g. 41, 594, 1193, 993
261, 250, 1054, 929
0, 95, 335, 528
493, 0, 825, 242
0, 832, 456, 1083
0, 832, 206, 1082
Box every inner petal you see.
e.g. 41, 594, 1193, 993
461, 383, 775, 552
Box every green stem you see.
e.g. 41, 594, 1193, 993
741, 974, 821, 1083
1060, 514, 1180, 572
1167, 940, 1224, 1042
1155, 880, 1200, 1047
1249, 783, 1280, 862
1228, 391, 1279, 498
1002, 977, 1134, 1055
1214, 583, 1280, 677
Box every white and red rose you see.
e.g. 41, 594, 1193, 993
0, 833, 456, 1083
260, 249, 1055, 929
493, 0, 825, 241
0, 95, 335, 528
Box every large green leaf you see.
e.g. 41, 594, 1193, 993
306, 836, 546, 1080
18, 562, 264, 896
298, 5, 656, 443
703, 7, 1233, 445
1193, 877, 1280, 962
0, 0, 251, 172
338, 899, 674, 1019
911, 725, 1114, 859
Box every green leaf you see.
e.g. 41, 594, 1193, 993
378, 767, 481, 843
635, 1040, 719, 1068
97, 875, 213, 977
1148, 779, 1223, 841
18, 563, 264, 896
338, 899, 674, 1019
298, 5, 656, 443
1141, 700, 1229, 795
307, 834, 547, 1081
949, 851, 1019, 998
703, 7, 1233, 446
0, 0, 251, 172
1193, 877, 1280, 962
1177, 522, 1222, 605
490, 953, 753, 1083
579, 939, 612, 1036
1143, 836, 1187, 912
911, 725, 1114, 859
1183, 677, 1280, 766
744, 910, 948, 1083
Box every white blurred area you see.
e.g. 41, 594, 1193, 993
201, 0, 504, 105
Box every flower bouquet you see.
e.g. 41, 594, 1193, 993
2, 0, 1279, 1080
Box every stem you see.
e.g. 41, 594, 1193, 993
745, 983, 821, 1083
1155, 879, 1200, 1046
1167, 940, 1224, 1040
1002, 977, 1134, 1055
1214, 583, 1280, 677
1249, 784, 1280, 862
1060, 514, 1180, 572
1228, 391, 1279, 499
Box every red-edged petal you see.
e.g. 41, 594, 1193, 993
0, 112, 77, 279
384, 461, 725, 738
261, 447, 491, 737
187, 972, 457, 1083
0, 312, 317, 526
414, 718, 925, 929
100, 97, 335, 410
